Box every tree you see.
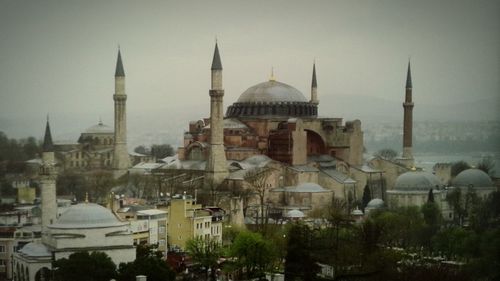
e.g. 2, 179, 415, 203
451, 160, 471, 177
56, 170, 88, 198
285, 223, 319, 281
230, 230, 278, 279
53, 251, 116, 281
186, 237, 223, 281
86, 170, 117, 203
243, 166, 277, 234
128, 173, 156, 199
374, 148, 398, 160
117, 244, 175, 281
427, 188, 435, 203
361, 185, 371, 212
447, 188, 466, 226
134, 145, 149, 155
421, 202, 441, 250
477, 156, 495, 176
150, 144, 174, 159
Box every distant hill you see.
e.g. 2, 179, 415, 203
321, 94, 499, 123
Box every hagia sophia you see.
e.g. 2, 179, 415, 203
31, 43, 497, 218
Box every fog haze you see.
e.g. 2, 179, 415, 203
0, 0, 499, 146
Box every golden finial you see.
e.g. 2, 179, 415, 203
85, 192, 89, 203
269, 66, 276, 81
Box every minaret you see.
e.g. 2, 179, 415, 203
112, 49, 130, 177
310, 62, 318, 105
40, 117, 57, 233
402, 61, 414, 159
205, 42, 228, 188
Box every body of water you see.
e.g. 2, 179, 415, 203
413, 151, 500, 177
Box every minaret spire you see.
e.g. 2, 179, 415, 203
402, 60, 414, 162
311, 62, 317, 88
40, 117, 57, 235
406, 61, 412, 89
112, 48, 130, 177
205, 42, 228, 188
211, 42, 222, 71
43, 115, 54, 152
310, 62, 319, 111
115, 49, 125, 77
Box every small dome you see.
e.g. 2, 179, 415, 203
285, 209, 305, 218
237, 80, 308, 103
452, 168, 494, 188
351, 208, 364, 216
367, 198, 384, 209
84, 122, 113, 134
50, 203, 125, 229
395, 171, 441, 191
19, 242, 51, 257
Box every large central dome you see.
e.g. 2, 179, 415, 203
226, 80, 317, 118
237, 81, 308, 103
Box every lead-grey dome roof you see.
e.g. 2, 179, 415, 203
50, 203, 126, 229
226, 79, 318, 118
19, 242, 51, 257
237, 80, 308, 103
367, 198, 384, 209
394, 171, 442, 191
84, 122, 113, 134
452, 168, 494, 188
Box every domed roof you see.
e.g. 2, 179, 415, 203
285, 209, 305, 218
19, 242, 51, 257
237, 80, 308, 103
367, 198, 384, 209
452, 168, 494, 188
394, 171, 442, 191
84, 121, 113, 134
351, 208, 364, 216
50, 203, 125, 229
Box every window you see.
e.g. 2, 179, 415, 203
159, 226, 166, 234
0, 245, 5, 253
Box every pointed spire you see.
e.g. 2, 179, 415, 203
115, 48, 125, 77
406, 60, 412, 88
211, 42, 222, 70
311, 62, 317, 88
42, 116, 54, 152
269, 66, 276, 81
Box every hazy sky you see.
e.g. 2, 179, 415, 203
0, 0, 499, 142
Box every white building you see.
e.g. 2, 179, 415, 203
12, 203, 136, 281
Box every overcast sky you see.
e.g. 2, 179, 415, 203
0, 0, 499, 141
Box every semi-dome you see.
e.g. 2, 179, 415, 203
394, 171, 442, 191
50, 203, 125, 229
452, 168, 494, 188
84, 121, 113, 134
237, 81, 308, 103
226, 79, 317, 118
19, 242, 51, 257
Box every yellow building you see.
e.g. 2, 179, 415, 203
167, 196, 223, 251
